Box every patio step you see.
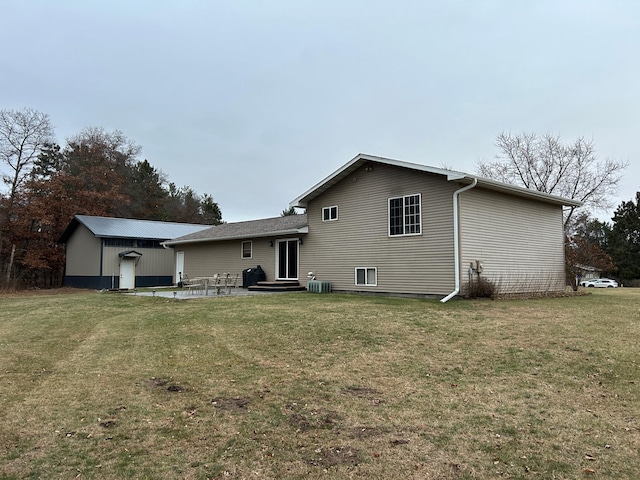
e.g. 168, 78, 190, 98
248, 280, 306, 292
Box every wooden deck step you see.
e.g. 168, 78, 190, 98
248, 280, 306, 292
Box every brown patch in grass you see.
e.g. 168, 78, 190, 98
349, 426, 388, 439
149, 376, 184, 392
149, 377, 169, 387
287, 412, 313, 431
343, 385, 385, 406
306, 445, 361, 468
447, 461, 466, 473
287, 410, 340, 432
211, 396, 251, 411
343, 385, 380, 397
389, 438, 410, 446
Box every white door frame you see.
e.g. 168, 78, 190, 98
175, 251, 185, 285
276, 238, 299, 280
119, 259, 136, 289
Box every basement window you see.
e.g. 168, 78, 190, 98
355, 267, 377, 286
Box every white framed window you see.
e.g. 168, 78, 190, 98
355, 267, 377, 286
322, 205, 338, 222
389, 194, 421, 236
241, 240, 252, 259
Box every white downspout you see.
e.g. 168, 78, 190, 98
441, 178, 478, 303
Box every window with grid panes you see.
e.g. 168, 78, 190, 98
389, 194, 421, 236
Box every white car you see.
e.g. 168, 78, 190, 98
580, 278, 619, 288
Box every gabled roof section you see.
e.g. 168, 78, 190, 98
289, 153, 583, 208
118, 250, 143, 259
164, 214, 309, 246
58, 215, 211, 243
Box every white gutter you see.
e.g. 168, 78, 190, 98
441, 178, 478, 303
163, 226, 309, 247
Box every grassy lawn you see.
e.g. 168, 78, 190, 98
0, 288, 638, 479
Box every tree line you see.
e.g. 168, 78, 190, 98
567, 196, 640, 286
0, 108, 222, 289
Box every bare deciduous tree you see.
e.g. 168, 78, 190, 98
0, 108, 55, 210
0, 108, 54, 285
477, 132, 628, 228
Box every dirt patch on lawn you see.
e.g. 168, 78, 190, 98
283, 403, 342, 432
149, 377, 185, 392
348, 426, 389, 439
306, 445, 361, 468
287, 411, 340, 432
211, 397, 251, 411
343, 385, 384, 405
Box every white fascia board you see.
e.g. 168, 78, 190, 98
163, 227, 309, 247
289, 153, 582, 209
290, 153, 468, 208
289, 154, 362, 208
468, 176, 583, 207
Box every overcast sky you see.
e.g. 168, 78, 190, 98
2, 0, 638, 223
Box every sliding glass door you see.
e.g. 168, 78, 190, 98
277, 239, 298, 280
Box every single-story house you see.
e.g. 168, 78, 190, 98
58, 215, 210, 289
575, 264, 601, 282
163, 153, 582, 300
163, 214, 309, 290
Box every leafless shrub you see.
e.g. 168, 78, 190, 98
467, 277, 497, 299
467, 271, 568, 299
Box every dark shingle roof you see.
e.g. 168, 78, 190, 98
164, 214, 308, 245
58, 215, 211, 243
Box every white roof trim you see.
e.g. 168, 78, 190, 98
163, 226, 309, 247
289, 153, 582, 208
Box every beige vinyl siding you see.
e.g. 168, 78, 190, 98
112, 247, 174, 277
65, 225, 101, 276
135, 248, 175, 276
100, 246, 176, 278
101, 247, 123, 280
180, 237, 292, 282
300, 163, 457, 295
458, 188, 566, 294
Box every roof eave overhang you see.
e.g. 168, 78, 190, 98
163, 226, 309, 247
57, 217, 80, 244
289, 153, 582, 208
99, 235, 168, 240
463, 176, 583, 207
